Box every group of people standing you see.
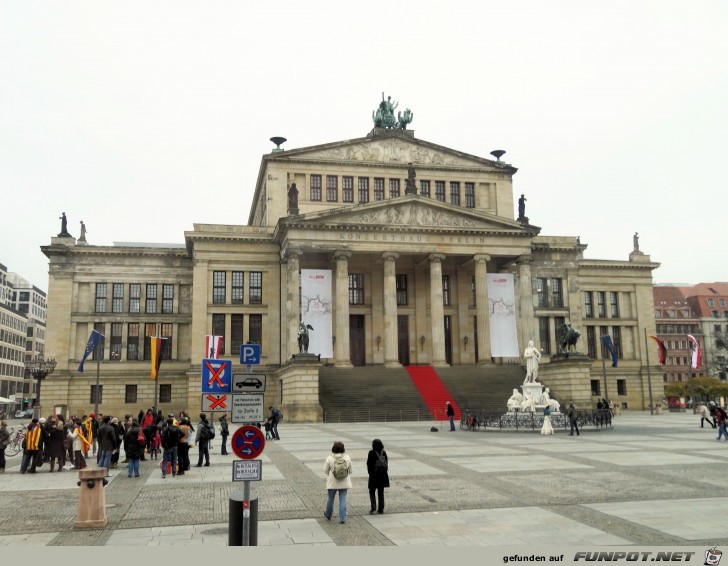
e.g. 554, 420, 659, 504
322, 439, 389, 523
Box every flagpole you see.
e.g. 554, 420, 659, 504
643, 328, 654, 416
601, 349, 607, 403
94, 336, 102, 417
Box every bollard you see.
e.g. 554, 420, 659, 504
228, 491, 258, 546
74, 467, 109, 528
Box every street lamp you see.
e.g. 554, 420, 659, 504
24, 356, 57, 419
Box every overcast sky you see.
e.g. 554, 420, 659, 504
2, 1, 726, 292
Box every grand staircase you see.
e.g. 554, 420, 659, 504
318, 364, 525, 423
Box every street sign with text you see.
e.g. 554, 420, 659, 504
231, 393, 264, 423
233, 459, 262, 481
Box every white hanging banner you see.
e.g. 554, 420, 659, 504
488, 273, 520, 357
300, 269, 334, 358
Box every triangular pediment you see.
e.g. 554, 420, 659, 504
270, 132, 514, 172
291, 197, 528, 232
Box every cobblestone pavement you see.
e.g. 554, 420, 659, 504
0, 411, 725, 546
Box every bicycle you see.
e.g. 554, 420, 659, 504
6, 428, 25, 457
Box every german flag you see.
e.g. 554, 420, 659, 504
648, 336, 667, 365
150, 337, 164, 380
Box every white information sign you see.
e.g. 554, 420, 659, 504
233, 459, 262, 482
231, 393, 265, 423
232, 374, 266, 393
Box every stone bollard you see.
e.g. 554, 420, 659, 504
74, 467, 109, 529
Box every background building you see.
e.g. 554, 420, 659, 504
40, 110, 663, 420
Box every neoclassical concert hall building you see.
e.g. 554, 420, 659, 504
41, 108, 662, 420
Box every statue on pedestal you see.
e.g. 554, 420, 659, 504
518, 194, 527, 220
298, 321, 314, 353
523, 340, 541, 383
557, 323, 581, 354
507, 389, 523, 412
288, 183, 299, 215
520, 391, 536, 413
58, 212, 71, 237
79, 221, 87, 242
633, 232, 640, 252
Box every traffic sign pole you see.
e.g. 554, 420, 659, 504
242, 481, 251, 546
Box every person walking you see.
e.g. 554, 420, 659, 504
446, 401, 455, 431
268, 406, 281, 440
716, 406, 728, 441
323, 441, 352, 524
0, 420, 10, 473
195, 413, 212, 467
541, 404, 554, 436
699, 403, 717, 428
96, 415, 117, 474
47, 419, 67, 472
20, 418, 42, 474
567, 403, 580, 436
366, 439, 389, 514
219, 415, 229, 455
123, 419, 144, 478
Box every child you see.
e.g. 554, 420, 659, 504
263, 419, 272, 440
150, 429, 161, 460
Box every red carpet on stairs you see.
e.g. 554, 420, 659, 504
405, 366, 460, 420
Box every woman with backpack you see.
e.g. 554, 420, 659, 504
323, 441, 352, 524
366, 438, 389, 515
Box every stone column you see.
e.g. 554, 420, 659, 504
474, 254, 493, 364
429, 253, 447, 366
334, 251, 352, 367
382, 252, 400, 367
517, 255, 535, 350
284, 248, 302, 361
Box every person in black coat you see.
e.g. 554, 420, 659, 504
219, 415, 229, 455
123, 420, 144, 478
366, 438, 390, 514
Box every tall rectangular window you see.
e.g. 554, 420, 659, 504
587, 326, 597, 358
213, 271, 226, 304
161, 323, 172, 359
95, 283, 107, 313
249, 272, 262, 304
584, 292, 594, 318
464, 182, 475, 208
617, 379, 627, 395
597, 291, 606, 318
162, 284, 174, 314
90, 385, 103, 404
129, 284, 141, 313
450, 182, 460, 205
389, 179, 400, 198
612, 326, 622, 358
396, 274, 408, 306
92, 323, 105, 361
420, 180, 430, 197
591, 380, 600, 396
231, 272, 244, 304
231, 314, 244, 354
145, 284, 157, 314
539, 317, 551, 354
310, 174, 322, 201
358, 177, 369, 203
349, 274, 364, 305
144, 323, 156, 361
373, 178, 385, 200
435, 181, 446, 202
110, 323, 122, 361
610, 292, 620, 317
326, 175, 338, 202
551, 278, 563, 307
112, 283, 124, 313
342, 176, 354, 202
159, 384, 172, 403
127, 323, 140, 361
249, 314, 262, 345
125, 384, 137, 404
442, 275, 451, 306
212, 314, 226, 356
536, 278, 548, 307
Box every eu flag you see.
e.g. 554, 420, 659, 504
601, 335, 618, 368
78, 330, 103, 373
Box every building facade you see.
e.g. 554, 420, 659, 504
684, 283, 728, 380
41, 117, 662, 419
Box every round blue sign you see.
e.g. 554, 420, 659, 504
231, 425, 266, 459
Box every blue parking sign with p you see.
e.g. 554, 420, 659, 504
240, 344, 261, 365
202, 359, 232, 393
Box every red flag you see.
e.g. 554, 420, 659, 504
687, 334, 702, 369
648, 336, 667, 365
205, 335, 222, 359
